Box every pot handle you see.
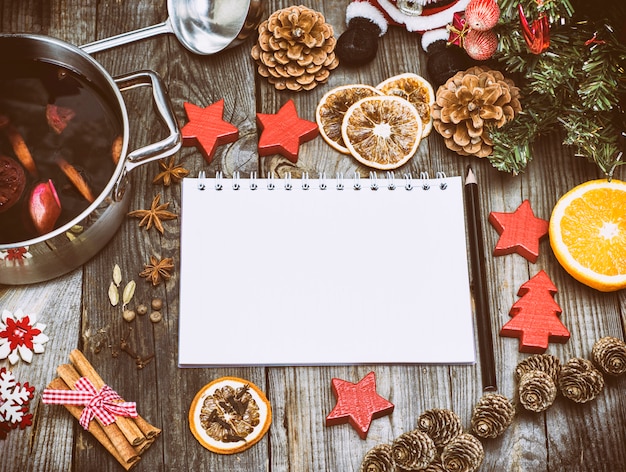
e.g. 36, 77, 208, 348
114, 70, 181, 173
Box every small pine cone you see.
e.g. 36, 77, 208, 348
558, 358, 605, 403
250, 5, 339, 91
515, 354, 561, 383
392, 429, 436, 471
518, 371, 557, 412
592, 336, 626, 376
360, 443, 395, 472
423, 457, 446, 472
470, 393, 515, 438
441, 433, 484, 472
431, 66, 521, 158
416, 408, 463, 449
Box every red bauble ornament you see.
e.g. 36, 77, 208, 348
463, 29, 498, 61
464, 0, 500, 32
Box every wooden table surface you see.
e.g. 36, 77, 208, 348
1, 1, 625, 471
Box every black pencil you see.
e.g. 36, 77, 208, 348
464, 166, 497, 392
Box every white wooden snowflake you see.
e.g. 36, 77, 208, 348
0, 309, 49, 364
0, 367, 35, 438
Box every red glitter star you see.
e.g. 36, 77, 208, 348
181, 99, 239, 164
488, 200, 549, 263
325, 371, 394, 439
256, 100, 319, 162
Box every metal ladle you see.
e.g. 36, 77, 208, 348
81, 0, 263, 55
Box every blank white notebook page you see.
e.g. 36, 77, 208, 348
178, 175, 475, 366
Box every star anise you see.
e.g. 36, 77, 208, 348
127, 193, 177, 234
139, 255, 175, 286
152, 157, 189, 186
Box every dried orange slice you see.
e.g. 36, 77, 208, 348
189, 376, 272, 454
376, 73, 434, 137
341, 95, 422, 170
316, 84, 383, 153
549, 179, 626, 292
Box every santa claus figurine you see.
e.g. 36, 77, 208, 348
336, 0, 471, 72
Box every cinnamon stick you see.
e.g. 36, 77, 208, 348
55, 156, 95, 202
56, 363, 139, 464
133, 415, 161, 439
69, 349, 146, 446
0, 116, 37, 177
46, 377, 140, 470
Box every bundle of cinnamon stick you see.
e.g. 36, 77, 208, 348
46, 349, 161, 470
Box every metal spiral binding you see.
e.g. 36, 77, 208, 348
232, 171, 241, 190
197, 170, 206, 190
369, 171, 379, 190
420, 172, 430, 190
386, 171, 396, 190
404, 172, 413, 190
195, 170, 450, 191
336, 172, 344, 190
215, 171, 223, 190
436, 171, 448, 190
353, 172, 361, 190
319, 172, 327, 190
284, 172, 292, 190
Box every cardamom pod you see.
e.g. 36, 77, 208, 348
122, 280, 136, 308
113, 264, 122, 287
108, 281, 119, 306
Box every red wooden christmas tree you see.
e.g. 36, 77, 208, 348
500, 270, 570, 353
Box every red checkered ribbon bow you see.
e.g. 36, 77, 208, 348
43, 377, 137, 429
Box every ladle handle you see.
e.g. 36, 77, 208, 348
80, 20, 172, 54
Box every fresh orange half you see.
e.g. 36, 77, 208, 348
341, 95, 422, 170
376, 73, 434, 137
316, 84, 383, 153
189, 376, 272, 454
549, 179, 626, 292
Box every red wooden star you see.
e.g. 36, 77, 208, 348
181, 99, 239, 164
488, 199, 549, 263
256, 100, 319, 162
325, 371, 394, 439
500, 270, 570, 353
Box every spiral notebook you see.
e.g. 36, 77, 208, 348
178, 172, 475, 367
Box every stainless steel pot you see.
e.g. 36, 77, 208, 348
0, 34, 181, 285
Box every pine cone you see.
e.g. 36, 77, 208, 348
441, 433, 484, 472
251, 5, 339, 91
424, 457, 447, 472
514, 354, 561, 384
416, 409, 463, 449
592, 336, 626, 376
392, 429, 436, 470
360, 443, 395, 472
558, 358, 605, 403
518, 371, 557, 412
432, 66, 521, 158
470, 393, 515, 439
